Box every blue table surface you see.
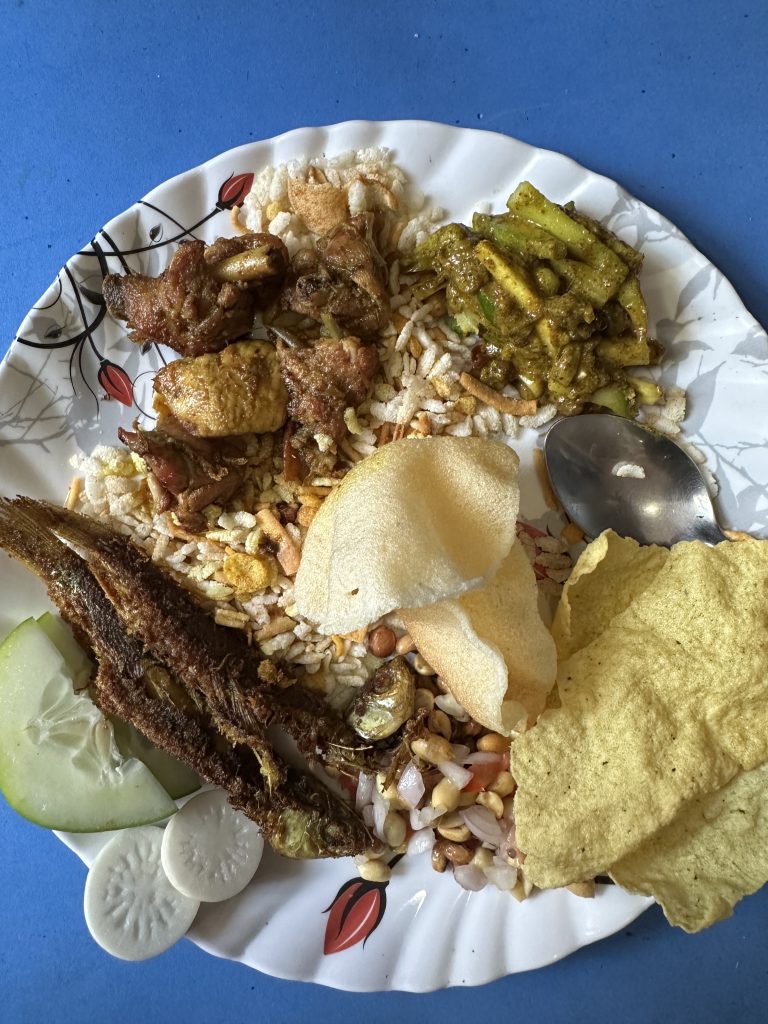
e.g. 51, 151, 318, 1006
2, 2, 767, 1021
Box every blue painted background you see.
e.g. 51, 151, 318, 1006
1, 2, 767, 1021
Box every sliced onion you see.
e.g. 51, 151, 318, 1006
453, 864, 488, 892
460, 805, 505, 847
461, 751, 504, 766
372, 784, 389, 840
485, 856, 518, 892
397, 759, 425, 810
409, 804, 442, 831
407, 829, 435, 856
437, 760, 473, 790
355, 772, 375, 811
362, 804, 375, 827
435, 692, 469, 721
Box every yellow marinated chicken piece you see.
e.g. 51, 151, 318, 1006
153, 340, 288, 436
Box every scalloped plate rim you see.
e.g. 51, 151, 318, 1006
8, 119, 762, 346
2, 120, 764, 991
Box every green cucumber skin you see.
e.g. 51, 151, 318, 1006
37, 613, 200, 801
111, 718, 201, 801
0, 618, 177, 832
36, 612, 94, 689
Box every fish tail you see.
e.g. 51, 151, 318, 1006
0, 496, 78, 583
7, 498, 142, 612
10, 496, 119, 551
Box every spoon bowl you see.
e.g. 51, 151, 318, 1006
543, 414, 726, 547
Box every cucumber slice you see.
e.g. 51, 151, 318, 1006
0, 618, 177, 831
111, 718, 201, 800
36, 612, 199, 799
36, 612, 94, 690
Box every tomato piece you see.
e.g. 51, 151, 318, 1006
462, 757, 505, 792
338, 771, 359, 798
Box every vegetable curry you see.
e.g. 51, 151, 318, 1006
407, 181, 662, 417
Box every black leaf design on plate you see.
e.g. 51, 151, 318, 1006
79, 284, 105, 306
44, 323, 64, 340
149, 224, 163, 241
32, 276, 63, 311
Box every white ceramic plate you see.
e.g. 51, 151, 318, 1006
1, 121, 766, 991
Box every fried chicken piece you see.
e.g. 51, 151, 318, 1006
281, 215, 390, 335
118, 424, 245, 532
284, 424, 340, 480
104, 233, 289, 357
279, 337, 379, 444
152, 340, 288, 437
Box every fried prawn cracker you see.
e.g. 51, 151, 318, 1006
295, 436, 520, 634
403, 540, 556, 734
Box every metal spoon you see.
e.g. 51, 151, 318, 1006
543, 414, 727, 546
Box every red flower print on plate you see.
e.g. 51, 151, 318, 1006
217, 172, 254, 210
98, 359, 134, 406
323, 854, 404, 955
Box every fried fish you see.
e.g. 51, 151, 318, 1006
0, 497, 373, 858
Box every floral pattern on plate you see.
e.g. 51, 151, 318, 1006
2, 120, 766, 990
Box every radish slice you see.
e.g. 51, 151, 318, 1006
161, 790, 263, 902
84, 827, 199, 961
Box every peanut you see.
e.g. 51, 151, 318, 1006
489, 770, 516, 798
414, 688, 435, 713
431, 847, 448, 873
411, 733, 454, 765
433, 839, 471, 866
477, 791, 504, 819
477, 732, 510, 754
395, 633, 416, 656
367, 625, 396, 658
375, 773, 407, 810
297, 505, 317, 528
428, 708, 452, 740
436, 822, 471, 843
382, 812, 406, 849
431, 778, 460, 814
357, 859, 391, 883
471, 847, 493, 871
412, 653, 436, 676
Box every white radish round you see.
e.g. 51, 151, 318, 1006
161, 789, 263, 902
84, 827, 199, 961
